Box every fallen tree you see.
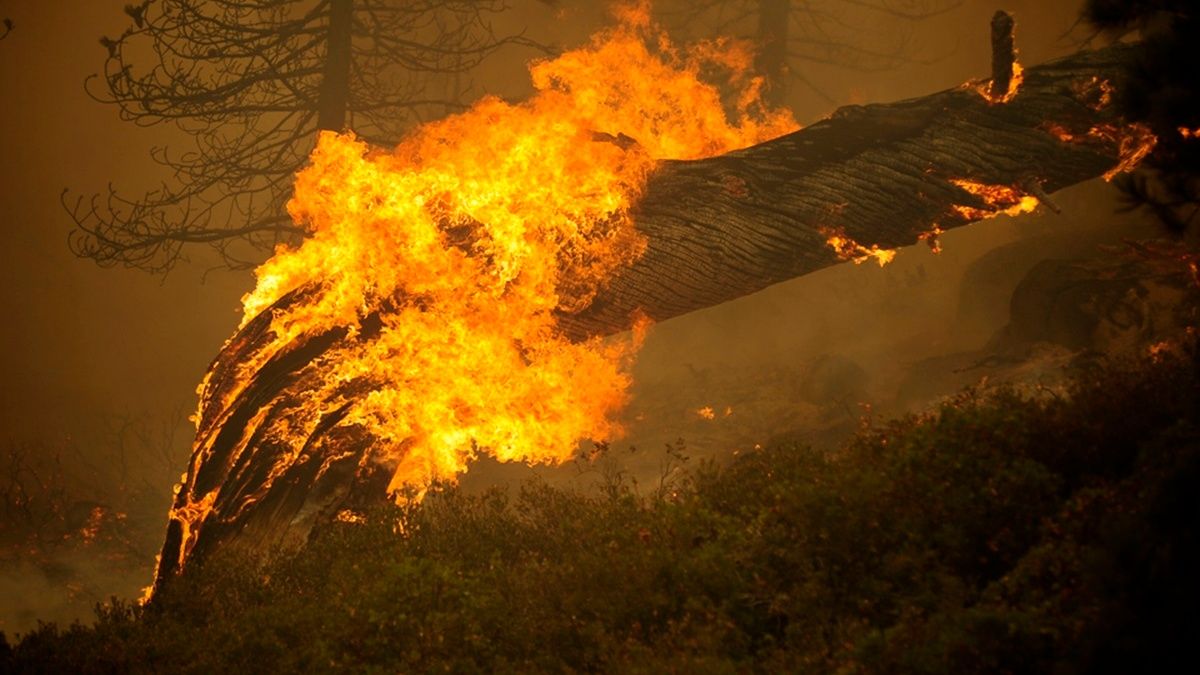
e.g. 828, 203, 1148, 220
154, 35, 1146, 591
558, 43, 1143, 339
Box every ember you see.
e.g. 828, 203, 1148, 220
975, 61, 1024, 105
821, 227, 897, 267
949, 178, 1040, 220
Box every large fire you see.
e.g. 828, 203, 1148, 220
164, 2, 796, 575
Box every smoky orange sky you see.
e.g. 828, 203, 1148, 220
0, 0, 1091, 447
4, 0, 1152, 633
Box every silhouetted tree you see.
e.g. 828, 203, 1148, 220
64, 0, 544, 272
658, 0, 961, 106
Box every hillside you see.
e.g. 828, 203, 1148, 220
5, 336, 1198, 673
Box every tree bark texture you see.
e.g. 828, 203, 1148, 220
154, 43, 1142, 591
556, 43, 1137, 340
989, 10, 1017, 100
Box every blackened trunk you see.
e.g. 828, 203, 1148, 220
756, 0, 790, 107
990, 10, 1017, 100
153, 43, 1144, 594
555, 44, 1137, 340
316, 0, 353, 131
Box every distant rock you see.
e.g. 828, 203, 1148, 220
1001, 255, 1194, 354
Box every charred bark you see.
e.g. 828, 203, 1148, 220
555, 44, 1136, 340
989, 10, 1017, 101
154, 43, 1142, 592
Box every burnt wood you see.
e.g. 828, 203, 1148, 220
153, 44, 1141, 592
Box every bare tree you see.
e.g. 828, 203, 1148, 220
0, 441, 70, 554
64, 0, 543, 272
658, 0, 961, 106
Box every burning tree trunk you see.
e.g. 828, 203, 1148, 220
556, 44, 1139, 340
154, 41, 1146, 591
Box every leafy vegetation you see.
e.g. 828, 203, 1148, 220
3, 342, 1199, 673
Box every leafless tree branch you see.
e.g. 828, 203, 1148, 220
657, 0, 962, 99
67, 0, 548, 272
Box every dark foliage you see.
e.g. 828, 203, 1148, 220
1085, 0, 1200, 232
0, 416, 188, 631
3, 340, 1198, 673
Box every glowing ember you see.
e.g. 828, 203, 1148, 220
975, 61, 1024, 104
163, 1, 797, 573
949, 178, 1040, 220
918, 224, 945, 254
821, 227, 897, 267
1043, 122, 1078, 143
1148, 340, 1173, 362
697, 406, 716, 420
1043, 121, 1159, 181
79, 506, 106, 545
170, 491, 215, 567
335, 510, 367, 525
1091, 123, 1157, 180
1179, 127, 1199, 139
139, 581, 155, 606
1074, 76, 1115, 111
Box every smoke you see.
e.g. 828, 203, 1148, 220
4, 0, 1148, 631
459, 178, 1158, 493
0, 415, 189, 635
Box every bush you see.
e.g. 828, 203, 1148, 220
4, 344, 1198, 673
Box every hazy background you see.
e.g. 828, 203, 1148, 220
1, 0, 1154, 632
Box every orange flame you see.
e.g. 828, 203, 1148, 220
1044, 120, 1159, 180
1043, 122, 1078, 143
1092, 123, 1157, 181
176, 2, 797, 529
974, 61, 1024, 105
79, 506, 106, 545
918, 224, 945, 254
949, 178, 1040, 220
1148, 340, 1173, 362
335, 509, 367, 525
821, 226, 897, 267
1074, 76, 1115, 111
